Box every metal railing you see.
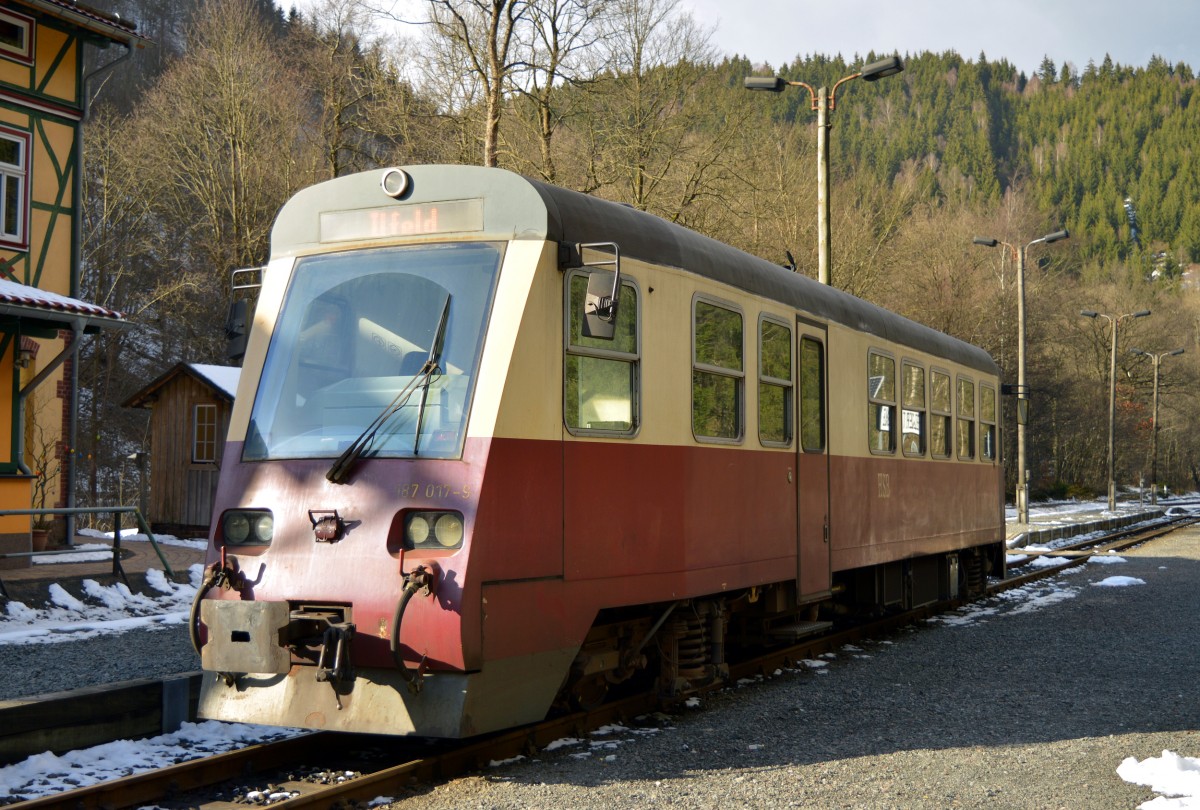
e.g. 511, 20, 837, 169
0, 506, 174, 600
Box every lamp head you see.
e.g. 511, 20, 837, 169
1133, 309, 1151, 318
861, 56, 903, 82
1043, 229, 1069, 243
973, 236, 998, 247
744, 76, 786, 92
1080, 310, 1098, 318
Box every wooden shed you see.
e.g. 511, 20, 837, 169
124, 363, 240, 537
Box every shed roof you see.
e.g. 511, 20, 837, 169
123, 362, 241, 409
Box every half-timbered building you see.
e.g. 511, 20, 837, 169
0, 1, 142, 565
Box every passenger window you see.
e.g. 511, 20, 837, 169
981, 385, 997, 461
867, 351, 896, 454
957, 377, 975, 460
799, 337, 825, 452
902, 362, 926, 457
759, 318, 792, 446
930, 369, 952, 459
693, 299, 743, 441
565, 272, 639, 433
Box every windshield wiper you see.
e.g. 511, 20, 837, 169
326, 294, 451, 485
412, 295, 451, 456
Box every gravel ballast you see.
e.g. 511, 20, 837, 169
398, 527, 1200, 809
3, 527, 1199, 808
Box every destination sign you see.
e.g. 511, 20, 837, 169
320, 198, 484, 243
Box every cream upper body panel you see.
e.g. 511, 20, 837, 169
227, 165, 998, 458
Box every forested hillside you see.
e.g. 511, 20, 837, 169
74, 0, 1200, 509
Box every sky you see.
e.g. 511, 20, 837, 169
0, 517, 1198, 806
685, 0, 1200, 77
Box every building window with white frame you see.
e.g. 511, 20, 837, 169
0, 126, 30, 249
0, 9, 33, 65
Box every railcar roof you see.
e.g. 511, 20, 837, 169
271, 165, 997, 375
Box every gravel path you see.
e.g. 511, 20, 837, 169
0, 623, 199, 701
388, 528, 1200, 809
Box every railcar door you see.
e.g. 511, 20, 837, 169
795, 319, 832, 602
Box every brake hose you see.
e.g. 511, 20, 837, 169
390, 565, 435, 694
188, 550, 243, 655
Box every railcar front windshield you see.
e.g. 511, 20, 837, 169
244, 242, 503, 461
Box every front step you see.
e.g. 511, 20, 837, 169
767, 620, 833, 640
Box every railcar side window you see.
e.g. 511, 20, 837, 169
981, 384, 997, 461
758, 318, 793, 446
565, 272, 639, 434
799, 337, 825, 452
693, 299, 744, 441
957, 377, 976, 460
930, 369, 952, 458
901, 362, 926, 456
867, 351, 896, 454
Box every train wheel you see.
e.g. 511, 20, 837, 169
568, 673, 610, 711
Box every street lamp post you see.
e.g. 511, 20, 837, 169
745, 56, 903, 287
1129, 347, 1184, 504
972, 230, 1069, 524
1080, 308, 1152, 511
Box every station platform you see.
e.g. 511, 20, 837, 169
1003, 502, 1168, 548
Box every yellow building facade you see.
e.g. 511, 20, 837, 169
0, 1, 140, 566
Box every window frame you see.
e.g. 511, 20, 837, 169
901, 360, 927, 458
956, 375, 976, 461
798, 334, 826, 453
867, 349, 897, 455
193, 403, 219, 464
757, 313, 793, 448
691, 294, 745, 444
0, 125, 31, 250
980, 383, 998, 462
563, 268, 641, 438
0, 9, 34, 65
930, 367, 953, 459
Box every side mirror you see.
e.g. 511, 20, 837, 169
226, 299, 249, 361
583, 270, 619, 340
562, 242, 621, 341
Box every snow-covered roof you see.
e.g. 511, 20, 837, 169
13, 0, 147, 46
188, 364, 240, 400
0, 278, 126, 332
122, 362, 241, 409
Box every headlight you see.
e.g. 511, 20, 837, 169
224, 513, 250, 544
404, 511, 464, 550
253, 513, 274, 543
222, 510, 273, 546
407, 515, 431, 545
434, 513, 464, 547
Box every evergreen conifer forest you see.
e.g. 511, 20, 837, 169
76, 0, 1200, 507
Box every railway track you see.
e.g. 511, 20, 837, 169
5, 513, 1195, 809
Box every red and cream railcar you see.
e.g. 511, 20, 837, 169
194, 165, 1004, 737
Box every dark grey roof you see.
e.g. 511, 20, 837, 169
526, 177, 997, 375
271, 165, 997, 376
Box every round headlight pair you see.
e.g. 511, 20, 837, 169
405, 511, 464, 549
222, 510, 274, 546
